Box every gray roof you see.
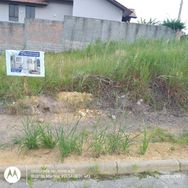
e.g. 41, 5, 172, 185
106, 0, 132, 15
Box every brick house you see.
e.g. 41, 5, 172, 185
0, 0, 136, 23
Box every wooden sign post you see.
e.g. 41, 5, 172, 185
23, 76, 29, 95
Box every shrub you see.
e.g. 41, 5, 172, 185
162, 19, 186, 31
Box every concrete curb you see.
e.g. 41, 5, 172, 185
0, 160, 188, 180
179, 160, 188, 172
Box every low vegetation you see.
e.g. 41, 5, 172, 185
140, 128, 150, 155
0, 39, 188, 110
58, 124, 88, 159
90, 126, 135, 157
150, 128, 176, 143
16, 119, 57, 150
13, 119, 188, 160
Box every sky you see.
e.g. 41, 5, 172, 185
118, 0, 188, 32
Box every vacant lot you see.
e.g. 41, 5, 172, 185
0, 40, 188, 165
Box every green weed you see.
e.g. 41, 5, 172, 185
90, 127, 108, 157
27, 176, 34, 188
177, 132, 188, 144
140, 128, 150, 155
150, 128, 176, 143
58, 122, 88, 160
39, 124, 57, 149
20, 119, 41, 150
18, 119, 57, 150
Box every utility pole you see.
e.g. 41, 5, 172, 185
178, 0, 183, 20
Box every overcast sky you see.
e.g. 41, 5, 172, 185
118, 0, 188, 32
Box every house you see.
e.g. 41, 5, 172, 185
0, 0, 136, 23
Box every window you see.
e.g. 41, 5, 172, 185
9, 4, 19, 21
26, 6, 35, 19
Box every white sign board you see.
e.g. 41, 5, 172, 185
6, 50, 45, 77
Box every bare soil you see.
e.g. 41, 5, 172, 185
0, 143, 188, 166
0, 92, 188, 166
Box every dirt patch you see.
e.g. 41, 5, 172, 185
0, 143, 188, 166
57, 92, 93, 110
3, 92, 95, 115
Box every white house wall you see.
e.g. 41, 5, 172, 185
73, 0, 123, 22
35, 2, 73, 21
0, 1, 73, 23
0, 2, 10, 22
19, 5, 26, 23
0, 2, 27, 23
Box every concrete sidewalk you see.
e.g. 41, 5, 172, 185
0, 160, 188, 180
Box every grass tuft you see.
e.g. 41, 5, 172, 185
18, 119, 57, 150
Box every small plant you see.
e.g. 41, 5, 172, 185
90, 127, 108, 157
122, 134, 132, 153
58, 122, 87, 160
39, 124, 57, 149
140, 128, 150, 155
177, 132, 188, 144
107, 132, 122, 154
150, 128, 176, 143
27, 176, 34, 188
107, 127, 133, 154
18, 119, 57, 150
90, 125, 135, 157
88, 165, 100, 178
59, 128, 78, 159
138, 18, 159, 25
20, 119, 41, 150
162, 19, 186, 31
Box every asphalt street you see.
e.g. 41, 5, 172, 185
0, 173, 188, 188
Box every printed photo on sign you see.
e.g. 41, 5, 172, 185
6, 50, 45, 77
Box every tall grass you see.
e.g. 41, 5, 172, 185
0, 40, 188, 108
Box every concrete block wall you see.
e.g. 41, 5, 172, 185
25, 19, 64, 51
0, 21, 25, 50
0, 19, 64, 52
62, 16, 176, 50
0, 16, 176, 52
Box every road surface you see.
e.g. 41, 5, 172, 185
0, 173, 188, 188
